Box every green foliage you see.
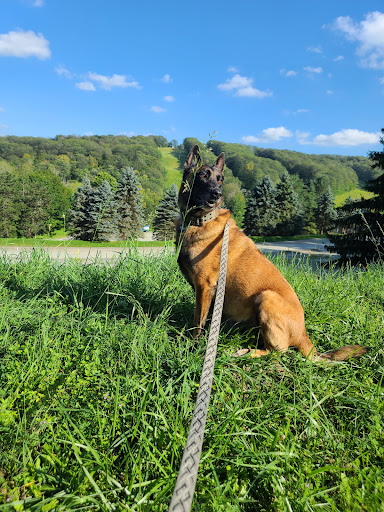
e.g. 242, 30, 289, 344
66, 177, 96, 241
114, 168, 144, 240
0, 170, 70, 238
315, 187, 337, 233
243, 176, 278, 236
275, 172, 304, 236
327, 129, 384, 264
0, 134, 168, 221
153, 184, 179, 240
91, 171, 118, 190
89, 180, 118, 242
0, 250, 383, 510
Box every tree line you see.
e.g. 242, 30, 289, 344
1, 132, 383, 264
66, 168, 143, 241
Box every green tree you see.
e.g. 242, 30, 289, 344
327, 129, 384, 264
315, 187, 337, 233
275, 172, 304, 235
243, 176, 278, 236
66, 177, 95, 240
91, 171, 118, 190
89, 180, 117, 241
0, 173, 22, 237
153, 184, 179, 240
114, 168, 144, 240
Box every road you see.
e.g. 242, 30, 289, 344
0, 238, 336, 262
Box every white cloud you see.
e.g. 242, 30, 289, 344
0, 29, 51, 59
218, 73, 272, 98
331, 11, 384, 69
55, 66, 72, 79
88, 72, 141, 90
151, 106, 166, 113
380, 77, 384, 84
227, 66, 239, 73
164, 95, 175, 102
160, 73, 172, 83
326, 89, 334, 94
32, 0, 44, 6
242, 127, 293, 144
296, 109, 309, 113
304, 66, 323, 74
76, 81, 96, 91
334, 55, 344, 62
298, 128, 381, 146
307, 45, 323, 54
0, 107, 4, 112
280, 69, 297, 77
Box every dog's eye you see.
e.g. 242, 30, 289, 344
199, 172, 206, 179
217, 175, 224, 184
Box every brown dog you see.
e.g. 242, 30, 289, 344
176, 145, 368, 361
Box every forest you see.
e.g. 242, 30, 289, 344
0, 133, 379, 238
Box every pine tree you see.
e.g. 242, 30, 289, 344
315, 186, 337, 233
327, 130, 384, 264
66, 176, 95, 240
114, 168, 144, 240
275, 172, 304, 236
243, 176, 277, 236
89, 180, 117, 241
153, 184, 179, 240
302, 180, 318, 234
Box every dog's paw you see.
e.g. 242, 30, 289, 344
191, 327, 202, 338
232, 348, 250, 357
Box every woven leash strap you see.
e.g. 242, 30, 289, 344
169, 221, 230, 512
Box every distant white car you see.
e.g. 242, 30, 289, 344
142, 225, 150, 232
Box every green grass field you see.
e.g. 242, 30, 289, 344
1, 250, 384, 510
159, 147, 182, 188
334, 188, 374, 207
0, 237, 171, 248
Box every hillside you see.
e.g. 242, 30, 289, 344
0, 134, 379, 236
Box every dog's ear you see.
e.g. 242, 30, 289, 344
213, 152, 225, 173
184, 145, 201, 171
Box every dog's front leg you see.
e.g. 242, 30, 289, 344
192, 282, 215, 338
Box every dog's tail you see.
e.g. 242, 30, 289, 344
315, 344, 370, 362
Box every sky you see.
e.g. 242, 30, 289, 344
1, 0, 384, 157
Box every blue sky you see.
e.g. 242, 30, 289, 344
1, 0, 384, 156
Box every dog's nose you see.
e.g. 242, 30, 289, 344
211, 190, 221, 200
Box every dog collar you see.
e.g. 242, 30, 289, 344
188, 209, 219, 226
179, 208, 219, 232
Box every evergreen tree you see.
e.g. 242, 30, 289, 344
275, 172, 304, 236
89, 180, 117, 241
114, 168, 144, 240
0, 173, 22, 237
66, 176, 95, 240
302, 180, 318, 234
243, 176, 277, 236
153, 184, 179, 240
327, 129, 384, 264
315, 186, 337, 233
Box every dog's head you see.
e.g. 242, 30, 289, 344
178, 145, 225, 216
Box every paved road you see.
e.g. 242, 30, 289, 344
0, 238, 336, 262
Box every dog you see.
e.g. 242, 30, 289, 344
175, 145, 368, 362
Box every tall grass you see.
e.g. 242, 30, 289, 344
0, 250, 383, 510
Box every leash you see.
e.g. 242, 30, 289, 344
169, 220, 230, 512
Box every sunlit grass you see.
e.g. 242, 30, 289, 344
0, 250, 383, 510
334, 188, 374, 207
160, 147, 182, 188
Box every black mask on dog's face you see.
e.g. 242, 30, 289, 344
179, 145, 225, 214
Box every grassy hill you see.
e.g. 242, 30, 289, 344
159, 147, 182, 188
334, 188, 374, 207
